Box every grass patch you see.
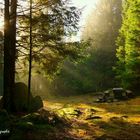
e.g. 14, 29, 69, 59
96, 117, 140, 140
93, 97, 140, 114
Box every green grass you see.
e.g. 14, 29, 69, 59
93, 97, 140, 114
43, 94, 140, 139
96, 118, 140, 140
1, 94, 140, 140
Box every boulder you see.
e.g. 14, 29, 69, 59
96, 88, 134, 103
13, 82, 43, 112
112, 88, 126, 100
0, 82, 43, 112
126, 90, 134, 98
30, 96, 43, 112
13, 82, 33, 112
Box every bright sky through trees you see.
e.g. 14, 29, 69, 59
72, 0, 99, 19
0, 0, 4, 31
71, 0, 99, 41
0, 0, 99, 37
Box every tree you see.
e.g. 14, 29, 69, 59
51, 41, 91, 95
0, 31, 3, 96
52, 0, 123, 94
3, 0, 17, 111
16, 0, 81, 78
116, 0, 140, 91
83, 0, 122, 89
1, 0, 83, 111
27, 0, 33, 110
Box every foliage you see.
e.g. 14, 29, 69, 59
81, 0, 122, 90
54, 0, 122, 94
115, 0, 140, 90
16, 0, 82, 78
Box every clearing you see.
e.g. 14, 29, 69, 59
43, 94, 140, 139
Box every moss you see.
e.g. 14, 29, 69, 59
34, 124, 54, 132
9, 129, 25, 140
30, 96, 43, 112
21, 113, 41, 123
0, 109, 11, 136
15, 121, 34, 131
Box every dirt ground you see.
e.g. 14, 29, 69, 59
43, 94, 140, 139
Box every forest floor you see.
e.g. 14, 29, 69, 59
1, 94, 140, 140
43, 94, 140, 139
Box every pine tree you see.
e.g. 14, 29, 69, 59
116, 0, 140, 91
3, 0, 17, 111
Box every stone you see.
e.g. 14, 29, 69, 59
112, 88, 126, 100
13, 82, 43, 112
13, 82, 33, 112
126, 90, 134, 98
86, 116, 102, 120
30, 96, 43, 112
0, 82, 43, 112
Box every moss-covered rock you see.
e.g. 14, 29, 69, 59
21, 113, 42, 124
30, 96, 43, 112
13, 82, 32, 112
15, 121, 34, 130
13, 82, 43, 112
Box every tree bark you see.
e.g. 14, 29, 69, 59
3, 0, 11, 111
3, 0, 17, 112
28, 0, 33, 111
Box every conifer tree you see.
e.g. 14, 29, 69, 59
116, 0, 140, 90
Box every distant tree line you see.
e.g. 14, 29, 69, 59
53, 0, 122, 94
53, 0, 140, 95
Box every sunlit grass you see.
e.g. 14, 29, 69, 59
43, 94, 140, 139
93, 97, 140, 115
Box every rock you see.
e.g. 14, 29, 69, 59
13, 82, 43, 112
16, 121, 34, 130
104, 90, 110, 94
21, 113, 41, 123
90, 108, 97, 112
96, 88, 134, 103
126, 90, 134, 98
110, 116, 119, 121
30, 96, 43, 112
113, 88, 126, 100
37, 108, 69, 126
74, 109, 83, 117
121, 115, 128, 119
13, 82, 33, 112
86, 116, 102, 120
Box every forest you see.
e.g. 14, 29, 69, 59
0, 0, 140, 139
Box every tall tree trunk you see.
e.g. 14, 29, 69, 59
28, 0, 33, 111
3, 0, 11, 111
9, 0, 17, 111
3, 0, 17, 112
